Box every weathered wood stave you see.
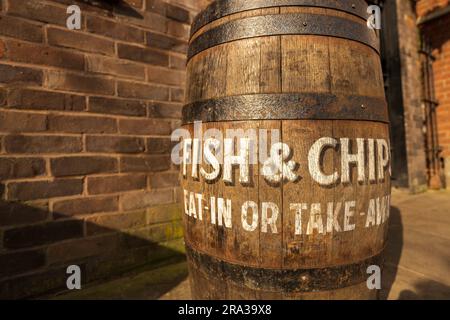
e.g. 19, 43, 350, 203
182, 0, 390, 300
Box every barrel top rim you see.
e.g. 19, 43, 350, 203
187, 12, 380, 61
191, 0, 370, 39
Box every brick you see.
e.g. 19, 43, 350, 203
172, 220, 184, 239
4, 135, 82, 154
86, 16, 144, 43
0, 157, 46, 180
53, 196, 119, 218
7, 0, 71, 26
167, 20, 190, 40
417, 0, 450, 17
146, 31, 188, 53
117, 43, 169, 66
7, 178, 83, 201
169, 55, 187, 70
3, 220, 84, 249
148, 102, 182, 119
0, 111, 47, 133
121, 190, 173, 211
119, 118, 172, 135
171, 119, 183, 134
0, 265, 83, 300
122, 0, 144, 9
83, 245, 160, 281
47, 27, 115, 55
85, 211, 147, 235
117, 81, 169, 100
89, 97, 146, 117
147, 66, 185, 86
0, 201, 49, 227
87, 174, 147, 195
145, 0, 166, 15
149, 172, 179, 189
0, 39, 4, 59
0, 15, 43, 42
0, 265, 82, 300
86, 136, 145, 153
0, 249, 46, 277
48, 114, 117, 134
120, 155, 171, 173
118, 10, 167, 34
0, 88, 6, 106
7, 88, 86, 111
166, 4, 190, 23
147, 203, 182, 224
4, 40, 85, 71
47, 234, 120, 264
173, 187, 183, 204
51, 0, 113, 15
151, 222, 177, 242
123, 223, 174, 247
50, 157, 118, 177
86, 55, 145, 80
0, 64, 42, 85
83, 247, 157, 283
170, 88, 185, 102
117, 230, 151, 250
147, 137, 173, 154
46, 71, 115, 95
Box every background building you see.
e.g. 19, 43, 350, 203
376, 0, 450, 191
0, 0, 448, 299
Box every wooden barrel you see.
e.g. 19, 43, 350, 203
181, 0, 390, 300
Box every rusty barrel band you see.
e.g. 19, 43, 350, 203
188, 13, 380, 61
191, 0, 369, 38
186, 245, 384, 292
182, 93, 389, 125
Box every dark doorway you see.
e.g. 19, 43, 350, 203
377, 0, 410, 188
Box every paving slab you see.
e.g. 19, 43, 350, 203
381, 189, 450, 299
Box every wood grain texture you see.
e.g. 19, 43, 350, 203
182, 3, 389, 300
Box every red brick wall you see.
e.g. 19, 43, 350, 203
417, 0, 450, 187
417, 0, 450, 16
0, 0, 204, 299
427, 16, 450, 157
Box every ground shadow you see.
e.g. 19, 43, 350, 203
382, 205, 450, 300
398, 280, 450, 300
0, 200, 186, 300
380, 206, 403, 299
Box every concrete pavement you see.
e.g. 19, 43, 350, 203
381, 189, 450, 299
